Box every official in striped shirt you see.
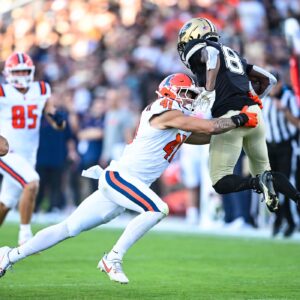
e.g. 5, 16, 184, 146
262, 73, 299, 237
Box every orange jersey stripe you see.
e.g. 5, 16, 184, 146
109, 171, 154, 211
40, 81, 46, 95
0, 85, 5, 97
0, 160, 27, 187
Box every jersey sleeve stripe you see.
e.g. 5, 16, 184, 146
39, 81, 47, 95
0, 160, 27, 187
106, 171, 160, 212
0, 85, 5, 97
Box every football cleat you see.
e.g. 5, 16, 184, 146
0, 246, 13, 278
97, 254, 129, 284
257, 171, 279, 212
18, 230, 33, 246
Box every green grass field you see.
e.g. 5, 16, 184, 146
0, 223, 299, 300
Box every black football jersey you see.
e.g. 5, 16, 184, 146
184, 39, 255, 117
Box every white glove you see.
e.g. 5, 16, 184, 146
195, 89, 216, 113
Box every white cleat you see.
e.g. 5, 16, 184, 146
97, 254, 129, 284
18, 230, 33, 246
0, 246, 13, 278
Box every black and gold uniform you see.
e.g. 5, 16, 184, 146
177, 17, 300, 212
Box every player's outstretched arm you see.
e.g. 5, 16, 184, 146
0, 135, 9, 156
248, 65, 277, 98
44, 98, 66, 130
151, 107, 257, 136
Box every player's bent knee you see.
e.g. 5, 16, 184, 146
25, 180, 39, 194
160, 202, 169, 216
213, 180, 227, 194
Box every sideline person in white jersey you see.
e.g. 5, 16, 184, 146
0, 52, 66, 245
0, 73, 257, 284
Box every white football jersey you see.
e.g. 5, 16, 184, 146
0, 81, 50, 165
110, 98, 192, 186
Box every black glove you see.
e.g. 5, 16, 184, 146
47, 111, 66, 127
231, 113, 249, 128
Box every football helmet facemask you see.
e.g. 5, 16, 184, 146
4, 52, 35, 89
177, 18, 219, 65
156, 73, 201, 112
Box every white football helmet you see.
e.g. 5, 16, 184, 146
4, 52, 35, 89
156, 73, 201, 112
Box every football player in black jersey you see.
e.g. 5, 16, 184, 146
177, 17, 300, 212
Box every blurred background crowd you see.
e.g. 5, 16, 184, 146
0, 0, 300, 237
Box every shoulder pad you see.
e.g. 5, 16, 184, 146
38, 81, 51, 96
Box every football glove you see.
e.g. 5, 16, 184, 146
231, 106, 258, 128
47, 110, 66, 127
198, 89, 216, 112
248, 92, 263, 109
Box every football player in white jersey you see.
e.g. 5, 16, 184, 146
0, 52, 66, 245
0, 73, 257, 283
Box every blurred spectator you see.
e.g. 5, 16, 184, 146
179, 144, 202, 225
77, 98, 105, 194
263, 72, 299, 237
237, 0, 266, 41
35, 115, 78, 213
100, 88, 136, 166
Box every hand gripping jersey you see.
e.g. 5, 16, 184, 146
0, 81, 50, 165
184, 39, 255, 118
109, 98, 192, 186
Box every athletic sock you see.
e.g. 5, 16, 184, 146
19, 224, 32, 234
213, 174, 255, 194
107, 211, 165, 261
272, 171, 300, 202
9, 222, 70, 263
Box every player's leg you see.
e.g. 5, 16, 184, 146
0, 189, 124, 277
0, 202, 10, 225
243, 123, 299, 210
0, 154, 40, 244
0, 176, 22, 226
209, 117, 251, 193
180, 144, 201, 225
102, 170, 168, 258
97, 170, 168, 283
18, 180, 39, 244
